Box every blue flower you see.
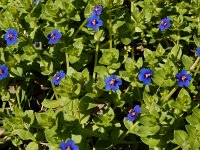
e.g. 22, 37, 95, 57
92, 6, 102, 16
4, 28, 18, 46
86, 15, 103, 31
52, 70, 66, 85
33, 0, 42, 4
176, 70, 192, 87
48, 29, 62, 44
196, 47, 200, 56
138, 68, 153, 85
126, 105, 141, 122
35, 42, 40, 48
130, 41, 138, 47
0, 65, 9, 80
59, 140, 79, 150
104, 74, 122, 92
158, 18, 171, 31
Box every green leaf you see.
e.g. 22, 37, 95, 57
131, 124, 160, 137
14, 129, 34, 140
121, 38, 131, 45
141, 137, 160, 148
170, 44, 182, 59
155, 43, 165, 56
26, 142, 39, 150
72, 134, 82, 143
193, 108, 200, 119
42, 99, 60, 108
10, 67, 23, 77
193, 35, 200, 46
94, 30, 105, 42
99, 48, 119, 66
186, 115, 199, 126
173, 130, 188, 146
188, 136, 200, 150
182, 55, 193, 70
79, 93, 97, 112
153, 69, 165, 86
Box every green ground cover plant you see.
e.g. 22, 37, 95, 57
0, 0, 200, 149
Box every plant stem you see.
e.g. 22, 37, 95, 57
117, 131, 130, 143
93, 41, 100, 80
14, 82, 21, 109
190, 57, 200, 84
108, 1, 112, 50
71, 19, 87, 41
66, 53, 69, 75
190, 57, 200, 70
163, 86, 178, 103
125, 84, 131, 93
52, 84, 59, 100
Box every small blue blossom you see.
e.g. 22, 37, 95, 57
158, 18, 171, 31
33, 0, 42, 4
138, 68, 153, 85
130, 41, 138, 47
0, 65, 9, 80
126, 105, 141, 122
48, 29, 62, 44
92, 6, 102, 16
4, 28, 18, 46
176, 69, 192, 87
35, 42, 40, 48
86, 15, 103, 31
59, 140, 79, 150
104, 74, 122, 92
196, 47, 200, 56
52, 70, 66, 85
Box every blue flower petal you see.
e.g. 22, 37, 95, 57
126, 115, 135, 122
59, 142, 67, 150
105, 83, 112, 90
184, 80, 190, 87
111, 85, 119, 91
116, 78, 122, 85
133, 105, 142, 114
177, 80, 184, 87
144, 78, 151, 85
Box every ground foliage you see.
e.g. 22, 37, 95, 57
0, 0, 200, 149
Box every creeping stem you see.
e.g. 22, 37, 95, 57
131, 1, 135, 59
190, 57, 200, 82
162, 86, 178, 103
108, 1, 112, 50
190, 57, 200, 70
65, 52, 69, 75
71, 19, 87, 40
93, 40, 100, 80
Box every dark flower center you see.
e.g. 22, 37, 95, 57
131, 111, 136, 117
162, 21, 167, 27
95, 8, 99, 12
181, 75, 187, 81
56, 76, 61, 80
109, 79, 116, 86
91, 19, 98, 26
50, 34, 56, 39
144, 73, 151, 78
66, 146, 71, 150
0, 69, 3, 75
7, 34, 14, 40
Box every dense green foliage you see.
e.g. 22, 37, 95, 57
0, 0, 200, 149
